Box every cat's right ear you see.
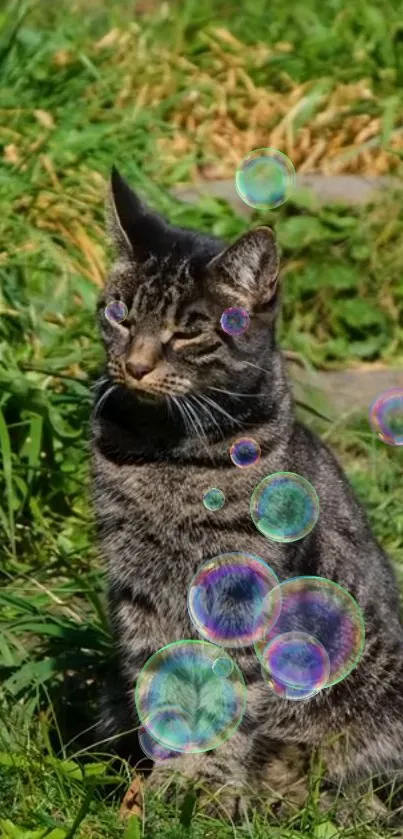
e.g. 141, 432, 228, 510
106, 167, 167, 261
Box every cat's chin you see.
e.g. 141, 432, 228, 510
134, 390, 164, 406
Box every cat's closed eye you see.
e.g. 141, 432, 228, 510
170, 329, 204, 341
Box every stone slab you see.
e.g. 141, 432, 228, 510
173, 175, 402, 218
292, 366, 403, 418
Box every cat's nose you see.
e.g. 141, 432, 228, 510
126, 361, 153, 380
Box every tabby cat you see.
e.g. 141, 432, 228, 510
92, 166, 403, 819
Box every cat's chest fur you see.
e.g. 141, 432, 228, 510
92, 414, 371, 606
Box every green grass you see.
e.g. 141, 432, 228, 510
1, 0, 403, 836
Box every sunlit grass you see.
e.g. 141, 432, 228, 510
1, 0, 403, 835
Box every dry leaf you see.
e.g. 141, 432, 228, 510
53, 49, 72, 67
119, 775, 144, 821
95, 27, 121, 50
34, 109, 55, 129
4, 144, 19, 164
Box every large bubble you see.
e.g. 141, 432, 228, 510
187, 552, 281, 648
255, 576, 365, 689
135, 641, 246, 754
369, 388, 403, 447
235, 148, 296, 210
250, 472, 320, 543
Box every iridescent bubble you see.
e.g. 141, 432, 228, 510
220, 307, 250, 336
104, 299, 128, 324
369, 388, 403, 447
135, 640, 246, 753
212, 656, 234, 678
255, 577, 365, 689
138, 725, 180, 763
203, 488, 225, 511
230, 437, 261, 469
262, 669, 319, 701
187, 552, 281, 648
261, 631, 330, 692
250, 472, 320, 543
235, 148, 296, 210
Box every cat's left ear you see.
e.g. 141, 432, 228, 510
106, 166, 168, 261
205, 227, 280, 318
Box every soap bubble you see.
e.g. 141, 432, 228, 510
369, 388, 403, 446
235, 148, 296, 210
187, 552, 281, 648
212, 656, 234, 678
260, 631, 330, 692
203, 488, 225, 511
255, 576, 365, 689
104, 300, 128, 324
138, 725, 180, 763
230, 437, 261, 468
220, 307, 250, 336
250, 472, 320, 543
135, 640, 246, 753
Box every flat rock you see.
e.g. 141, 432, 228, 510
173, 175, 402, 217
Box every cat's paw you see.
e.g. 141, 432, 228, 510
145, 755, 247, 821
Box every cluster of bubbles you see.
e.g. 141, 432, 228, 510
135, 554, 365, 760
203, 437, 261, 510
135, 466, 365, 760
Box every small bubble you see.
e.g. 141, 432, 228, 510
203, 488, 225, 511
235, 148, 296, 210
230, 437, 261, 468
212, 656, 234, 678
261, 631, 330, 692
369, 388, 403, 447
104, 300, 128, 324
220, 307, 250, 336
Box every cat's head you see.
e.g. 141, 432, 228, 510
98, 167, 282, 410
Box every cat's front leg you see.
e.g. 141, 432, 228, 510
144, 730, 256, 820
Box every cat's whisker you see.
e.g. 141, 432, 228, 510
90, 376, 109, 392
172, 395, 200, 444
189, 393, 225, 439
198, 393, 243, 429
208, 386, 261, 400
92, 384, 119, 419
165, 394, 174, 423
242, 359, 271, 377
182, 396, 213, 456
